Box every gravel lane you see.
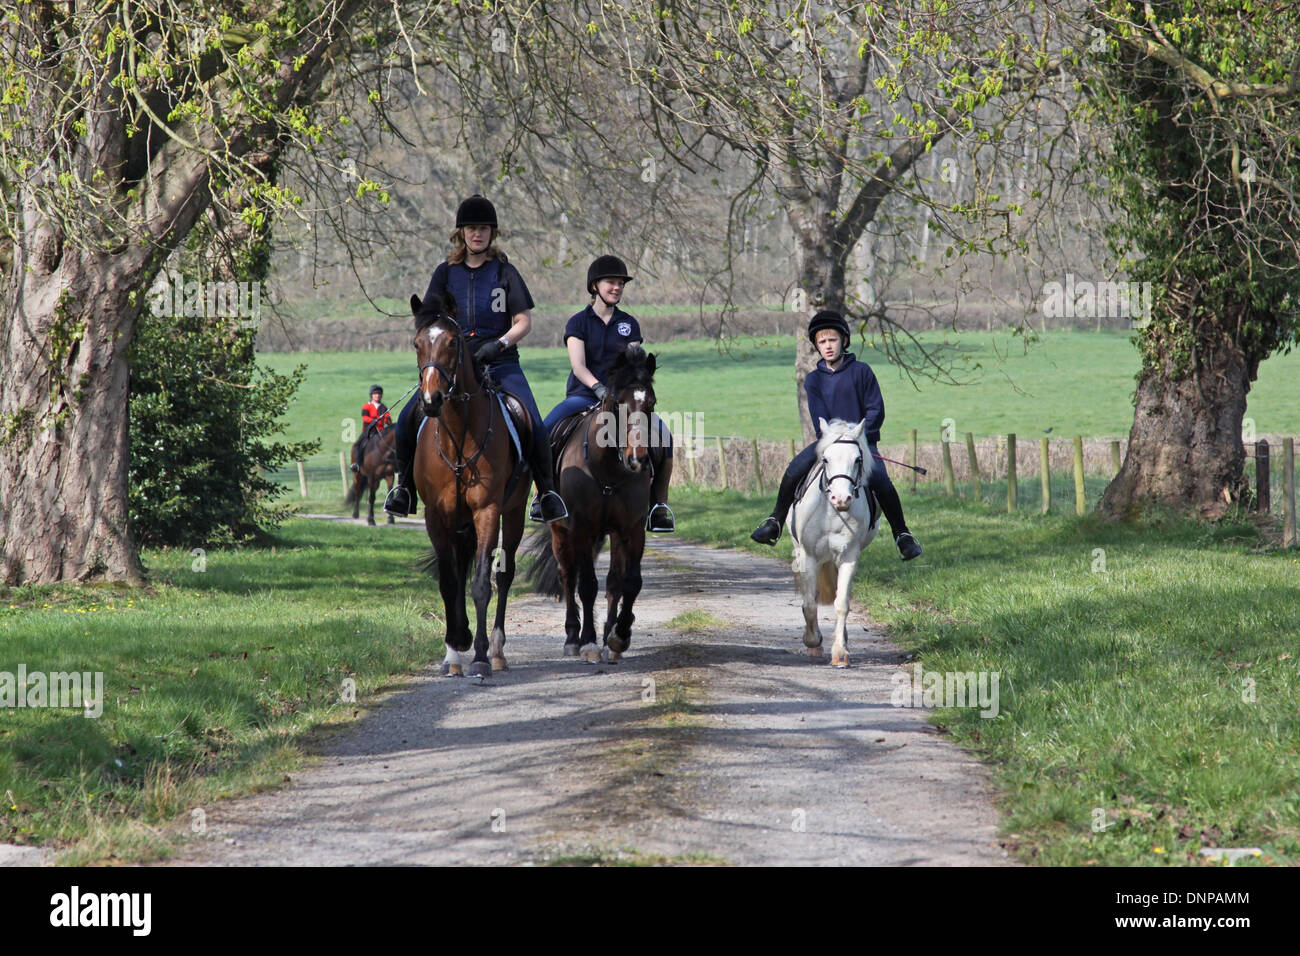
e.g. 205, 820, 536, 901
154, 533, 1008, 866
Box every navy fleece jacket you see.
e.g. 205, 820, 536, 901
805, 353, 884, 442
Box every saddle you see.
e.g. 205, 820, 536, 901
486, 384, 533, 503
546, 407, 597, 470
790, 462, 881, 544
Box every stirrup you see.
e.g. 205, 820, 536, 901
536, 489, 569, 523
648, 502, 675, 533
750, 516, 781, 546
384, 482, 413, 517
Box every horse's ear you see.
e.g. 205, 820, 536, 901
647, 353, 657, 376
442, 291, 457, 318
612, 350, 629, 370
850, 420, 865, 440
817, 417, 830, 436
410, 294, 422, 316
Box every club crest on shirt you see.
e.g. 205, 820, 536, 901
617, 322, 632, 336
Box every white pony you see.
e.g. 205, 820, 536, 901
789, 418, 880, 667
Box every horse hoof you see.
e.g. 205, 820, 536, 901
580, 645, 602, 664
807, 646, 823, 659
387, 517, 395, 525
491, 656, 509, 672
831, 653, 849, 668
605, 650, 622, 663
563, 644, 580, 658
442, 663, 463, 677
469, 661, 491, 679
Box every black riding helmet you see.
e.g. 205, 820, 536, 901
455, 194, 498, 228
369, 384, 383, 396
808, 309, 851, 348
587, 255, 634, 296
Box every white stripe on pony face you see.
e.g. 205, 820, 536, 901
633, 389, 646, 403
421, 327, 446, 402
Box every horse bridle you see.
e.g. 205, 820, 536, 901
819, 437, 867, 500
581, 390, 655, 497
418, 315, 494, 479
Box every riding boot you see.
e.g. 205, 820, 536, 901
750, 468, 803, 545
872, 478, 922, 560
647, 444, 675, 533
349, 438, 363, 473
527, 429, 568, 523
383, 430, 417, 518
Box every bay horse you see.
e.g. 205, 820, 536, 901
530, 347, 658, 663
347, 425, 397, 525
410, 292, 529, 679
789, 418, 880, 667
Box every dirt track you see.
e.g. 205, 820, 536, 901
156, 534, 1008, 866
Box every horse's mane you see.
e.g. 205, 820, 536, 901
413, 293, 456, 334
815, 419, 867, 456
609, 344, 656, 392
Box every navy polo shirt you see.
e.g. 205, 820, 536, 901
423, 255, 536, 362
563, 306, 643, 400
805, 353, 885, 443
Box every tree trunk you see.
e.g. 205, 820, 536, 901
789, 201, 848, 446
1, 254, 146, 585
1099, 323, 1256, 520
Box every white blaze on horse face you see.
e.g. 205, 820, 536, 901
421, 327, 446, 402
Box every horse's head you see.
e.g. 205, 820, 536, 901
605, 345, 658, 473
816, 418, 868, 512
410, 292, 464, 419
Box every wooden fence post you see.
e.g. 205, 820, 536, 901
339, 451, 348, 495
942, 439, 956, 496
1040, 438, 1051, 515
1006, 434, 1017, 513
1111, 440, 1122, 476
297, 460, 308, 499
909, 428, 918, 493
751, 437, 764, 494
687, 437, 697, 484
1284, 437, 1297, 547
965, 432, 982, 502
1255, 440, 1269, 514
716, 436, 728, 491
1073, 435, 1086, 516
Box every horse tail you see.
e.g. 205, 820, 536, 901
524, 531, 563, 599
344, 473, 365, 505
816, 561, 838, 605
416, 548, 439, 580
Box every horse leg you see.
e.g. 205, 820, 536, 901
602, 533, 626, 658
367, 478, 377, 526
466, 511, 498, 680
577, 542, 601, 663
434, 537, 468, 678
830, 558, 858, 668
489, 507, 523, 671
611, 525, 645, 657
352, 474, 364, 520
554, 526, 583, 656
385, 475, 395, 524
793, 545, 823, 657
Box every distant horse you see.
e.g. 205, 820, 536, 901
529, 346, 657, 663
410, 293, 529, 679
789, 418, 880, 667
347, 426, 397, 525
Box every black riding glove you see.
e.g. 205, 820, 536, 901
592, 382, 609, 400
475, 338, 507, 364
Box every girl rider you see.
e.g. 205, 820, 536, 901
541, 255, 674, 532
750, 309, 922, 561
384, 194, 568, 523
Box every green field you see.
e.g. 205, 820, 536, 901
262, 328, 1300, 454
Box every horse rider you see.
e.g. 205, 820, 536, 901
350, 384, 391, 473
541, 255, 675, 532
750, 309, 922, 560
384, 194, 568, 523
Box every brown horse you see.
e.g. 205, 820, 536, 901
347, 426, 397, 525
530, 346, 659, 662
410, 293, 528, 679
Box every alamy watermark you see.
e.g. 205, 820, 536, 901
1, 664, 104, 718
148, 271, 263, 326
1039, 273, 1152, 327
592, 405, 705, 460
890, 663, 1000, 718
